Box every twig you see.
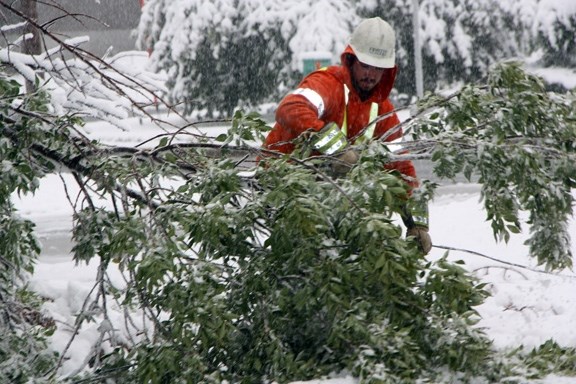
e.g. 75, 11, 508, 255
433, 244, 576, 278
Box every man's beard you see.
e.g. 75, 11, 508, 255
352, 76, 376, 101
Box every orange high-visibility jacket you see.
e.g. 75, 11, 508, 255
263, 45, 417, 185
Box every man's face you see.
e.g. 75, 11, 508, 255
351, 60, 385, 93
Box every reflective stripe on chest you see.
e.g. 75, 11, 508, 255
341, 84, 378, 144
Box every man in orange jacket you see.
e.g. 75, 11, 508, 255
262, 17, 432, 254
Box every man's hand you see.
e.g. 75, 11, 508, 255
406, 226, 432, 254
330, 149, 359, 177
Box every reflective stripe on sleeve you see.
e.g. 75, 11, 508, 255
412, 214, 429, 227
292, 88, 325, 117
312, 124, 348, 155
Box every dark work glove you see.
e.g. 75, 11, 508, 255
330, 149, 359, 177
401, 201, 431, 254
406, 225, 432, 254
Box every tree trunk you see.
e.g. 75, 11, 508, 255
20, 0, 42, 93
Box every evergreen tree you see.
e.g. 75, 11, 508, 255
537, 14, 576, 68
137, 0, 297, 117
357, 0, 520, 96
137, 0, 576, 116
499, 0, 576, 69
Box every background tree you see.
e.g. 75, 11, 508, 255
537, 14, 576, 68
19, 0, 41, 93
137, 0, 576, 115
499, 0, 576, 69
137, 0, 296, 117
136, 0, 361, 116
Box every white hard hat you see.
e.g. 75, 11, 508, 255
349, 17, 396, 68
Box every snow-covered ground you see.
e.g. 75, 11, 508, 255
11, 113, 576, 383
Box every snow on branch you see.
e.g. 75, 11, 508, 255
0, 1, 173, 130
